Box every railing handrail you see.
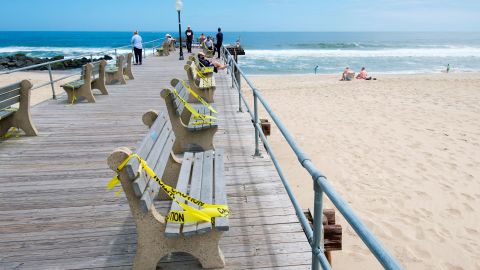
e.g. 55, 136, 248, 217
221, 45, 403, 270
0, 38, 163, 76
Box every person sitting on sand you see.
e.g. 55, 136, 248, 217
340, 67, 351, 81
197, 52, 227, 72
356, 67, 376, 80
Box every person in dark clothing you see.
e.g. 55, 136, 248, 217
185, 26, 194, 53
215, 27, 223, 59
197, 52, 227, 73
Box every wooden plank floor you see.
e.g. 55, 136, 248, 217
0, 50, 311, 269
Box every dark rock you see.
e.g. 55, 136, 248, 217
0, 53, 115, 71
14, 53, 27, 60
51, 55, 64, 61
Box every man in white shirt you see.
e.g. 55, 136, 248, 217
131, 31, 143, 65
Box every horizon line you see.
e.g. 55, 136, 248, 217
1, 30, 480, 33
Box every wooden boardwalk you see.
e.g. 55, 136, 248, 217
0, 51, 311, 269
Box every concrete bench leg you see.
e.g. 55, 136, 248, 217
124, 53, 134, 80
62, 85, 96, 103
124, 68, 134, 80
133, 223, 225, 269
106, 71, 126, 85
108, 149, 226, 269
91, 79, 108, 95
92, 60, 108, 95
1, 80, 38, 137
0, 118, 14, 137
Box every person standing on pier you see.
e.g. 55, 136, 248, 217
131, 31, 143, 65
215, 27, 223, 59
185, 26, 194, 53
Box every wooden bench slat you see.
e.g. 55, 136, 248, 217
182, 152, 204, 237
173, 82, 187, 116
145, 121, 171, 170
132, 118, 169, 196
128, 115, 167, 195
0, 109, 15, 120
165, 152, 195, 238
199, 77, 216, 88
62, 79, 85, 89
152, 130, 175, 177
139, 125, 175, 212
187, 106, 217, 132
140, 171, 162, 213
196, 150, 214, 234
214, 149, 229, 231
132, 173, 147, 197
0, 96, 20, 111
0, 82, 21, 95
105, 66, 118, 73
0, 89, 20, 105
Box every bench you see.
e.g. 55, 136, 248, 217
105, 55, 126, 85
122, 52, 134, 80
184, 61, 216, 103
188, 55, 214, 77
107, 111, 228, 269
0, 80, 38, 137
61, 60, 108, 103
202, 42, 215, 58
157, 41, 170, 56
169, 39, 176, 51
151, 78, 217, 154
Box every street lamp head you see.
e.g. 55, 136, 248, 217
176, 0, 183, 11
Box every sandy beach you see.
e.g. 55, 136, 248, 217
0, 70, 76, 106
1, 70, 479, 269
245, 73, 480, 269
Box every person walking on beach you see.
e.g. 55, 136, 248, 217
215, 27, 223, 59
185, 26, 194, 53
446, 63, 451, 73
131, 31, 143, 65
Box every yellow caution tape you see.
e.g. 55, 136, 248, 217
179, 79, 217, 114
0, 127, 20, 139
107, 154, 229, 224
63, 83, 77, 104
195, 59, 214, 75
169, 88, 216, 126
193, 68, 214, 87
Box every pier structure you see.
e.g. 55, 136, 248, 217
0, 41, 402, 269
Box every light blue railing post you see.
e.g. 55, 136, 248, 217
233, 58, 243, 113
47, 64, 56, 100
253, 92, 261, 156
312, 182, 325, 270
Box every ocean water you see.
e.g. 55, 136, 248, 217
1, 31, 480, 75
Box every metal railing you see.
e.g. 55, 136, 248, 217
221, 46, 403, 270
0, 38, 163, 99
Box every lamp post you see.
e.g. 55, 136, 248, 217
176, 0, 184, 60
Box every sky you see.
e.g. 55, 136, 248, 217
0, 0, 479, 32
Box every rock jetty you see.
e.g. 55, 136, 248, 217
0, 53, 113, 71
